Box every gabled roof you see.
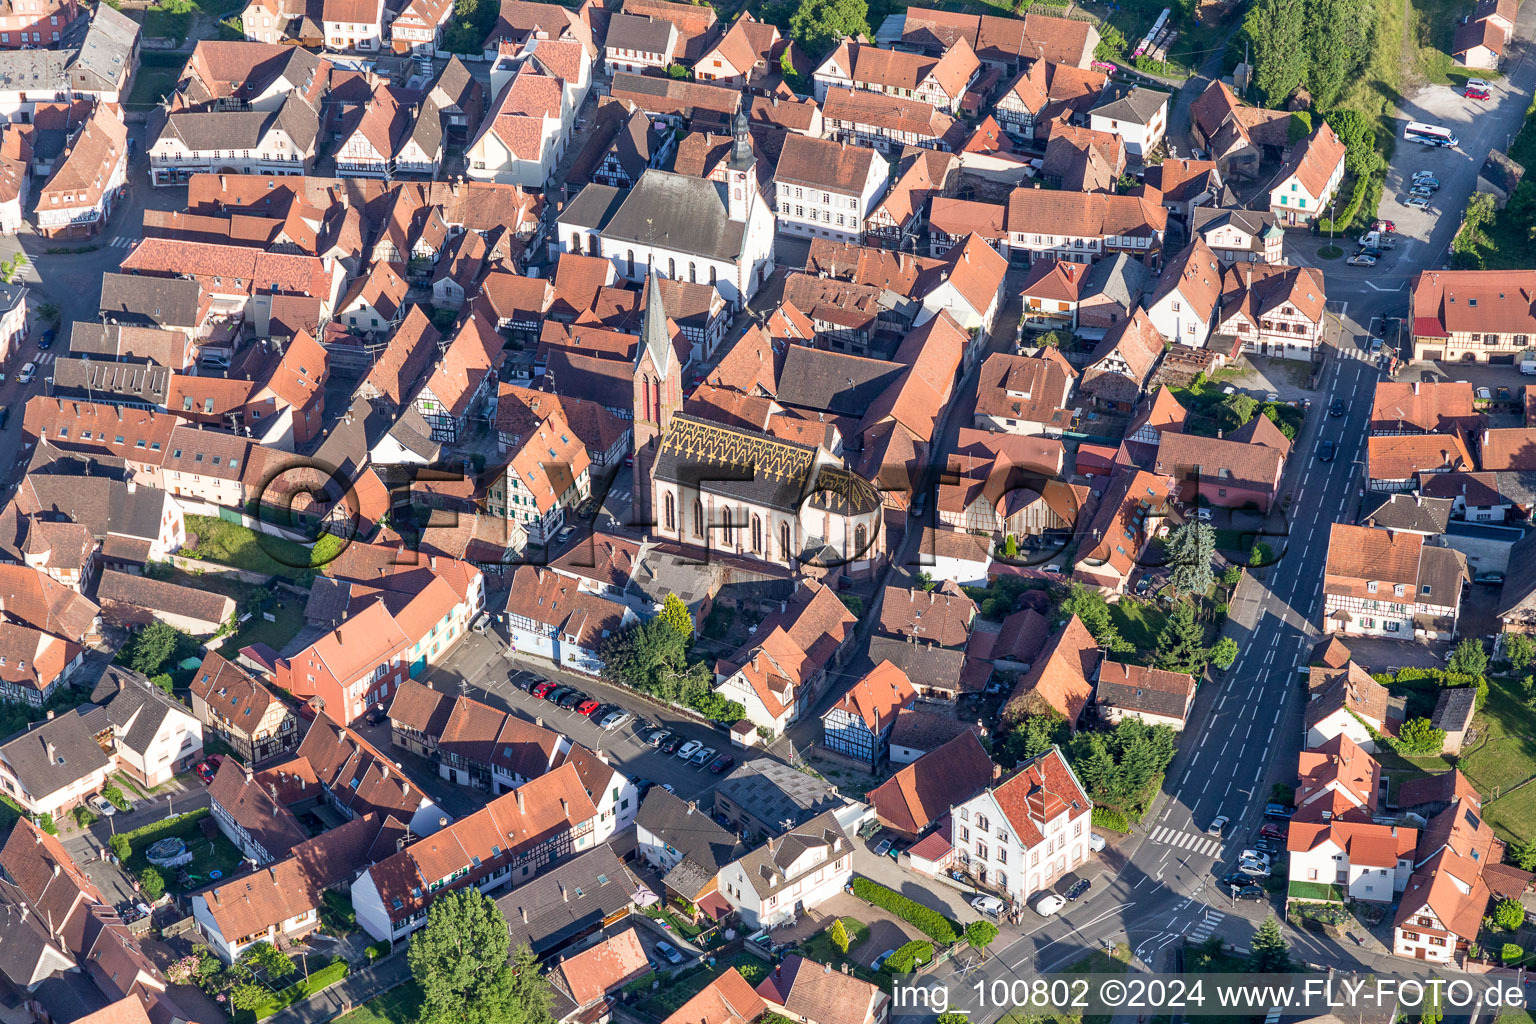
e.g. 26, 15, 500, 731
662, 968, 766, 1024
1370, 380, 1481, 434
557, 926, 650, 1006
866, 729, 994, 835
1005, 615, 1098, 726
1095, 660, 1194, 722
827, 660, 915, 732
755, 954, 883, 1024
987, 745, 1090, 846
1274, 122, 1346, 199
636, 787, 743, 898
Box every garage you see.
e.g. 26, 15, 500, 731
1420, 348, 1443, 361
1491, 353, 1516, 364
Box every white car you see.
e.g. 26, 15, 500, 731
1034, 894, 1067, 916
676, 739, 703, 761
88, 795, 116, 817
972, 894, 1005, 915
1089, 832, 1106, 852
1238, 861, 1271, 877
1239, 848, 1270, 865
1405, 196, 1431, 210
1207, 815, 1228, 838
1347, 254, 1378, 267
16, 362, 34, 385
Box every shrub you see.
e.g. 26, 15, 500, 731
850, 878, 958, 944
73, 806, 96, 828
883, 940, 935, 973
139, 867, 166, 902
1496, 897, 1525, 931
1092, 807, 1130, 833
830, 918, 850, 954
364, 940, 391, 962
36, 813, 55, 835
1503, 942, 1524, 964
101, 783, 129, 811
1395, 717, 1446, 756
108, 833, 131, 862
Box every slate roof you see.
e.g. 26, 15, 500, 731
636, 787, 743, 899
97, 569, 233, 629
714, 758, 844, 832
98, 272, 204, 329
1362, 493, 1453, 534
600, 169, 748, 262
728, 809, 846, 898
0, 706, 111, 800
499, 844, 641, 955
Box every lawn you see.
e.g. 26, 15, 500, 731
120, 809, 245, 894
634, 953, 767, 1018
641, 902, 706, 940
184, 515, 344, 580
336, 982, 422, 1024
1456, 674, 1536, 800
126, 63, 180, 108
1107, 599, 1169, 653
1057, 945, 1131, 1024
797, 917, 870, 966
1287, 880, 1345, 902
218, 599, 306, 659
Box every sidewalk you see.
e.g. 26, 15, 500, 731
264, 953, 413, 1024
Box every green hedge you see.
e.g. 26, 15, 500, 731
1315, 171, 1381, 233
248, 960, 348, 1021
120, 807, 210, 844
884, 940, 935, 973
1091, 807, 1130, 833
850, 878, 958, 944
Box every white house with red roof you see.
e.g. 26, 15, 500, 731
467, 36, 591, 187
949, 745, 1092, 904
1267, 122, 1346, 229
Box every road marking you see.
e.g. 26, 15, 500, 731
1187, 909, 1228, 944
1147, 826, 1223, 859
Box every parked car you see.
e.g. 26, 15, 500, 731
1265, 803, 1295, 819
1347, 254, 1378, 267
871, 949, 897, 971
88, 794, 116, 817
1064, 879, 1091, 901
1475, 571, 1506, 585
532, 681, 556, 699
647, 729, 672, 747
576, 699, 601, 716
1207, 815, 1228, 838
676, 740, 703, 761
195, 761, 216, 785
37, 329, 52, 350
1259, 822, 1286, 839
600, 711, 631, 730
1196, 508, 1212, 522
1237, 861, 1272, 878
556, 691, 587, 709
1374, 219, 1396, 232
634, 778, 655, 799
874, 839, 892, 857
1405, 196, 1431, 210
654, 941, 684, 965
0, 406, 10, 430
1415, 177, 1442, 190
1239, 849, 1271, 867
1231, 884, 1267, 901
365, 705, 388, 726
1358, 246, 1384, 258
1089, 833, 1107, 852
16, 362, 34, 385
1477, 386, 1493, 400
1219, 871, 1250, 888
972, 894, 1005, 915
1254, 837, 1282, 855
1318, 440, 1337, 462
1413, 170, 1437, 181
1467, 79, 1492, 99
708, 754, 735, 774
513, 674, 538, 692
1498, 386, 1512, 401
690, 746, 716, 767
543, 685, 572, 703
1034, 894, 1067, 916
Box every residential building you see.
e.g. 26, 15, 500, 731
206, 758, 309, 864
1188, 80, 1291, 181
0, 622, 84, 707
1393, 795, 1518, 962
500, 848, 641, 959
288, 710, 449, 835
867, 729, 996, 840
716, 810, 851, 928
1144, 238, 1223, 348
1305, 660, 1405, 752
0, 707, 114, 818
1004, 189, 1166, 267
900, 8, 1101, 72
604, 13, 679, 74
695, 12, 795, 90
1407, 269, 1536, 363
96, 570, 233, 635
1078, 308, 1164, 413
189, 651, 300, 765
713, 758, 850, 840
634, 787, 744, 905
1287, 816, 1417, 905
1154, 430, 1286, 512
1366, 434, 1475, 492
820, 660, 916, 769
950, 746, 1091, 902
1214, 262, 1328, 360
0, 0, 78, 47
1192, 207, 1284, 264
755, 955, 889, 1024
1087, 84, 1168, 158
1004, 615, 1099, 728
1369, 381, 1482, 436
322, 0, 384, 50
1269, 123, 1347, 229
1322, 524, 1468, 641
192, 812, 386, 962
389, 0, 451, 52
1453, 0, 1515, 68
812, 37, 980, 114
1073, 468, 1173, 593
820, 86, 960, 154
550, 927, 650, 1012
350, 762, 599, 942
147, 93, 320, 186
622, 0, 718, 63
502, 565, 637, 675
334, 85, 444, 178
35, 103, 128, 239
89, 666, 204, 787
773, 134, 889, 244
1094, 661, 1196, 730
466, 35, 590, 187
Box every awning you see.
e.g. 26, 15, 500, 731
696, 891, 733, 921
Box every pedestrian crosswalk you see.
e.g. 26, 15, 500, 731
1338, 345, 1387, 364
1187, 909, 1226, 944
1147, 825, 1224, 859
106, 236, 134, 249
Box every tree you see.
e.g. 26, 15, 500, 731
409, 889, 550, 1024
1250, 542, 1275, 568
666, 62, 689, 78
1221, 565, 1244, 588
139, 867, 166, 902
1503, 942, 1525, 964
600, 619, 688, 692
1244, 0, 1306, 106
830, 918, 850, 954
1506, 633, 1536, 672
779, 48, 803, 92
1165, 522, 1216, 597
229, 982, 267, 1010
1510, 838, 1536, 871
1058, 587, 1133, 654
788, 0, 868, 58
108, 833, 130, 861
965, 920, 999, 960
1217, 392, 1258, 429
35, 301, 59, 327
999, 707, 1067, 765
1154, 603, 1207, 676
1495, 896, 1526, 931
1396, 717, 1446, 756
1449, 638, 1488, 678
1452, 192, 1498, 268
1326, 107, 1380, 176
1246, 916, 1292, 973
1304, 0, 1372, 108
240, 941, 296, 981
658, 593, 693, 640
1209, 636, 1239, 670
124, 621, 181, 676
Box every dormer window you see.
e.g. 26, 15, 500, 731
1367, 581, 1378, 593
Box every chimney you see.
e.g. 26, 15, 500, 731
687, 800, 696, 814
45, 741, 56, 763
993, 763, 1003, 779
1413, 381, 1421, 395
520, 905, 528, 922
516, 788, 525, 811
334, 628, 343, 644
269, 866, 277, 883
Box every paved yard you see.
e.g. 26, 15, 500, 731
1333, 635, 1448, 671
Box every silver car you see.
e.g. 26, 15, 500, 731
600, 710, 630, 730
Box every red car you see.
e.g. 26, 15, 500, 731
1373, 219, 1396, 233
195, 761, 215, 785
1259, 822, 1286, 839
576, 699, 601, 716
531, 680, 556, 699
1466, 81, 1492, 100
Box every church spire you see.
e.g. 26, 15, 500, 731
728, 108, 754, 171
640, 269, 670, 376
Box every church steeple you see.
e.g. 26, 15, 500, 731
638, 269, 671, 377
726, 107, 754, 222
728, 108, 753, 171
633, 270, 680, 453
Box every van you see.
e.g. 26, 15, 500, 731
472, 613, 489, 634
1522, 349, 1536, 375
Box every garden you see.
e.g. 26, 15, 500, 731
183, 515, 347, 582
111, 808, 244, 897
335, 982, 423, 1024
629, 952, 767, 1019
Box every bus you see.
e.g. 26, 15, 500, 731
1405, 121, 1459, 147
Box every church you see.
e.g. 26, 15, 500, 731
556, 111, 777, 310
